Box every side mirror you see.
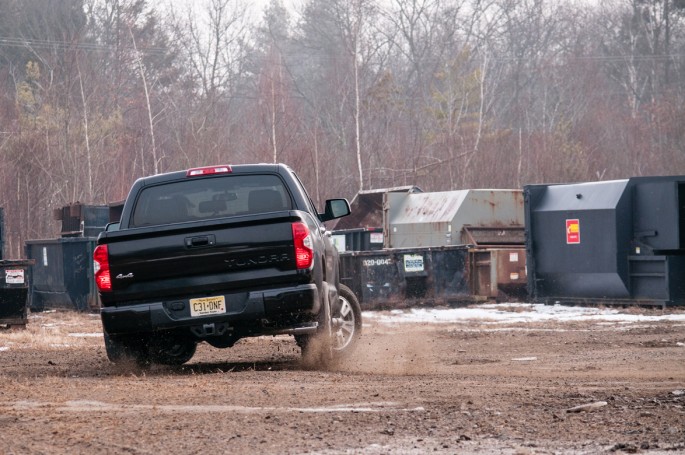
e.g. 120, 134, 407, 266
321, 198, 351, 222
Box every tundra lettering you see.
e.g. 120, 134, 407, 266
223, 253, 290, 269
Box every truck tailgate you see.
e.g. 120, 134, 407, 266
102, 213, 304, 303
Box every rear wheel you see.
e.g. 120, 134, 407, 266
148, 332, 197, 366
103, 331, 150, 365
104, 331, 196, 366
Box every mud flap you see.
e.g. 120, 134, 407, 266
300, 282, 334, 368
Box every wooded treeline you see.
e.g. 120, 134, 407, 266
1, 0, 684, 257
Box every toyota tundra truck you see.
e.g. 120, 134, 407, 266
93, 163, 361, 366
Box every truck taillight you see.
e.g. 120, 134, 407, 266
93, 245, 112, 292
292, 222, 313, 269
186, 165, 232, 177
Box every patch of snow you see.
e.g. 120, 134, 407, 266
362, 303, 685, 326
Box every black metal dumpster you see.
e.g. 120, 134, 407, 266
0, 260, 34, 327
525, 175, 685, 306
339, 246, 472, 310
25, 237, 99, 312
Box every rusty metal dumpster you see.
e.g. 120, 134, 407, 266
336, 187, 528, 309
0, 260, 34, 328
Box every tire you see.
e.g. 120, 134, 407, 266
147, 332, 197, 366
103, 331, 150, 365
331, 284, 362, 358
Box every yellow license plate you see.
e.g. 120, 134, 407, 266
189, 296, 226, 317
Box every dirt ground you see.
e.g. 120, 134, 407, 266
0, 305, 684, 455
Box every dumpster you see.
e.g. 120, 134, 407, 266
336, 187, 528, 308
54, 203, 109, 238
25, 237, 99, 311
25, 202, 108, 312
339, 246, 472, 310
0, 260, 34, 327
385, 189, 524, 248
468, 248, 527, 300
332, 227, 384, 252
331, 186, 422, 231
525, 176, 685, 306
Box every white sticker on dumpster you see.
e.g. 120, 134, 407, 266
370, 232, 383, 244
6, 269, 24, 284
404, 254, 424, 273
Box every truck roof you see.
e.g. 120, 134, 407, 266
135, 164, 288, 187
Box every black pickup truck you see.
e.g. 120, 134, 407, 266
93, 163, 361, 366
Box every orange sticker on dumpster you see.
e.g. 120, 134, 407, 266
566, 219, 580, 244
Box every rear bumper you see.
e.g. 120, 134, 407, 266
101, 284, 320, 335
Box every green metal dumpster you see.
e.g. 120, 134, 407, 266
25, 238, 99, 312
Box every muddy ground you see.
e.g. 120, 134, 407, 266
0, 305, 684, 455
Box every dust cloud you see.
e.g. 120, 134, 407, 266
336, 327, 439, 375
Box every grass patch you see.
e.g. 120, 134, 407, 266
0, 310, 102, 350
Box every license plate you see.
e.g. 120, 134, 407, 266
189, 296, 226, 317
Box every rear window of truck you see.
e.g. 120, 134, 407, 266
130, 174, 292, 227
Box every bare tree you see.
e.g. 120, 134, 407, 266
166, 0, 252, 165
